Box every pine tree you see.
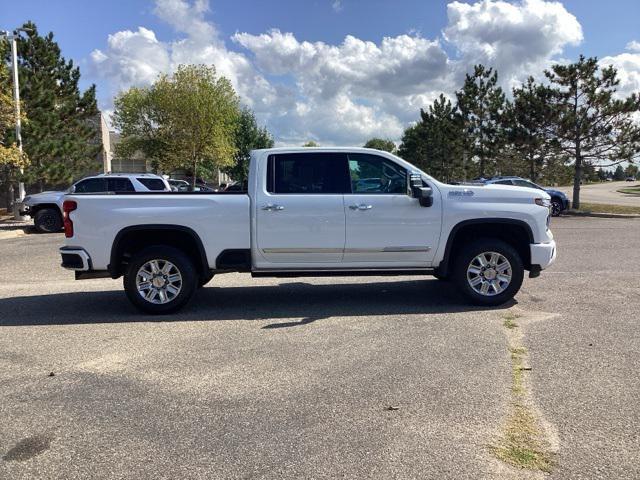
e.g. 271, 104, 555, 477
398, 95, 464, 182
11, 22, 100, 189
456, 65, 506, 178
545, 56, 640, 208
397, 122, 428, 171
507, 77, 562, 183
422, 94, 465, 182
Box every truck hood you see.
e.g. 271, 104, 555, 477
439, 183, 551, 204
23, 190, 67, 205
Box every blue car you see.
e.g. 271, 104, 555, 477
479, 176, 570, 216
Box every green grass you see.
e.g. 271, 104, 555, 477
617, 186, 640, 196
492, 320, 554, 472
502, 311, 521, 330
577, 203, 640, 215
491, 404, 553, 473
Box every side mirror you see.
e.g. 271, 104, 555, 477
410, 173, 433, 207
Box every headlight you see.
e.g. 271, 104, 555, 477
535, 198, 551, 207
23, 196, 31, 203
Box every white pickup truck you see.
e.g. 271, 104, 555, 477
59, 148, 556, 314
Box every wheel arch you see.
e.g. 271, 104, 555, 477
31, 203, 62, 216
436, 218, 534, 278
109, 225, 209, 278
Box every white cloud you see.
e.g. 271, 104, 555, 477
444, 0, 583, 86
91, 27, 170, 90
91, 0, 606, 147
626, 40, 640, 53
601, 41, 640, 99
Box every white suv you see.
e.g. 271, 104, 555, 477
20, 173, 171, 233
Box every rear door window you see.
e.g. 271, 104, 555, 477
107, 178, 135, 192
137, 178, 167, 191
74, 178, 107, 193
267, 152, 350, 194
494, 180, 514, 185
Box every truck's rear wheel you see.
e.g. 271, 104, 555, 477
198, 271, 214, 288
34, 208, 62, 233
453, 238, 524, 306
123, 246, 197, 314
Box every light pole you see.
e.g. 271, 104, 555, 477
1, 28, 30, 220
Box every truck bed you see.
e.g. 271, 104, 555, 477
64, 192, 251, 271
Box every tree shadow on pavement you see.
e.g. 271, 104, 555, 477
0, 278, 515, 327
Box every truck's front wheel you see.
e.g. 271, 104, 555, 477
453, 239, 524, 306
124, 246, 197, 314
34, 208, 62, 233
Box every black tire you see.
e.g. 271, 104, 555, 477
123, 246, 197, 314
453, 238, 524, 306
550, 199, 562, 217
198, 271, 214, 288
34, 208, 63, 233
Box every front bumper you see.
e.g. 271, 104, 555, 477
59, 246, 91, 271
17, 202, 31, 217
530, 239, 557, 270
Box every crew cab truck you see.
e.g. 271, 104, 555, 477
59, 148, 556, 314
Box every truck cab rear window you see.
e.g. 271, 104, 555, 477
267, 153, 349, 194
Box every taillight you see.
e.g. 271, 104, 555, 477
63, 200, 77, 238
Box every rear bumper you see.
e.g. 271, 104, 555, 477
59, 246, 91, 271
530, 239, 556, 270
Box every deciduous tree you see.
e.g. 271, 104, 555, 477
363, 138, 396, 153
113, 65, 241, 187
223, 108, 274, 182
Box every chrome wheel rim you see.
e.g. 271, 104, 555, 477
136, 259, 182, 304
467, 251, 512, 296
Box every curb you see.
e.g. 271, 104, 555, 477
0, 229, 26, 240
564, 210, 640, 219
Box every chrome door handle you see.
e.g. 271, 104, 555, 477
349, 204, 373, 211
262, 204, 284, 211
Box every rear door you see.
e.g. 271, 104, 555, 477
255, 152, 349, 265
343, 153, 440, 265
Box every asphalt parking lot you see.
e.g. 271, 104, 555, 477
0, 216, 638, 479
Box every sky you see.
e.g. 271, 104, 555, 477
1, 0, 640, 146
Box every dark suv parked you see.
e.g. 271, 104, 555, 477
478, 176, 570, 216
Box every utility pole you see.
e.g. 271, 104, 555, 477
1, 28, 30, 220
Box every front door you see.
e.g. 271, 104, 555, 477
343, 153, 441, 266
255, 152, 349, 265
